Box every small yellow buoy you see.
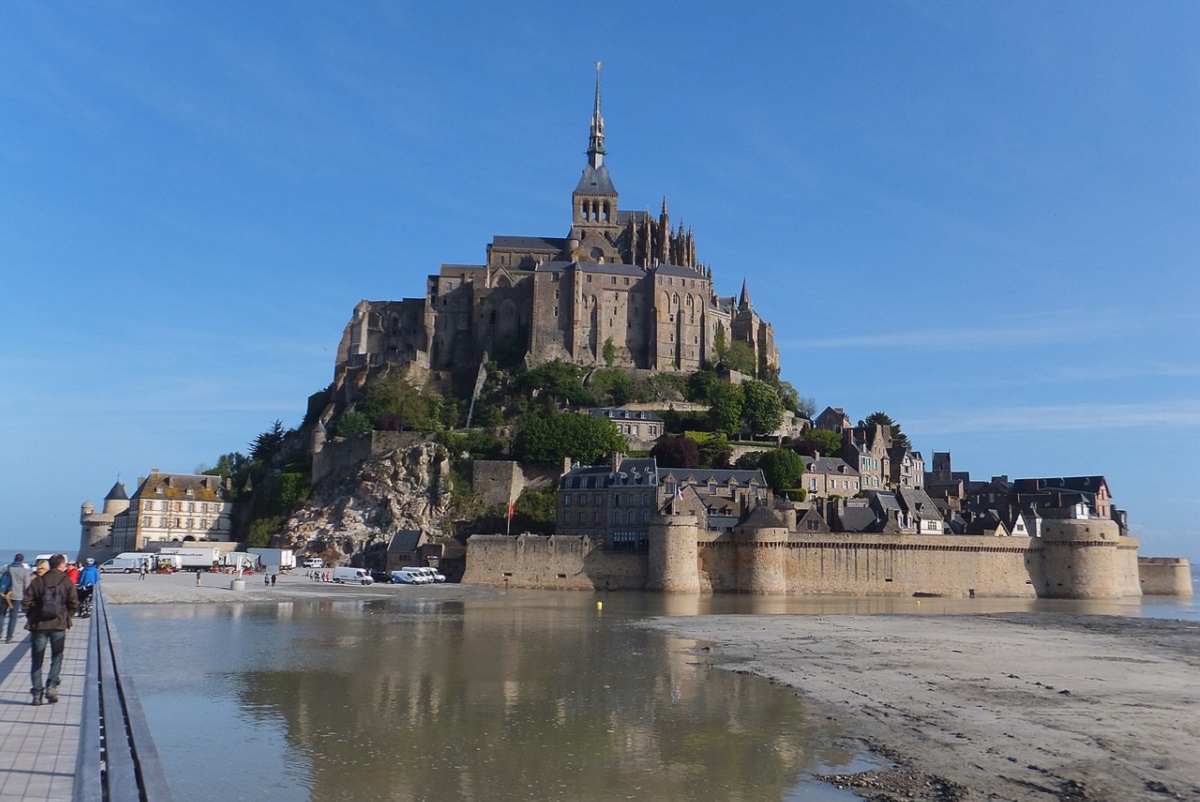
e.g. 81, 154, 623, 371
916, 600, 921, 606
596, 601, 603, 611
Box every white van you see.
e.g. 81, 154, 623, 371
403, 566, 446, 584
302, 558, 324, 569
100, 553, 154, 573
390, 569, 429, 585
332, 566, 373, 585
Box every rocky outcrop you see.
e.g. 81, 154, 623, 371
278, 441, 452, 556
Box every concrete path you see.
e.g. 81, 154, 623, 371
0, 619, 89, 802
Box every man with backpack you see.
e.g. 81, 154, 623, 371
1, 553, 31, 644
22, 553, 79, 705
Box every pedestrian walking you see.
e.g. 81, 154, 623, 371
23, 554, 79, 705
76, 557, 100, 618
139, 560, 148, 580
271, 573, 277, 587
1, 553, 32, 644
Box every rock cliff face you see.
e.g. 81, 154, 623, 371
277, 442, 452, 556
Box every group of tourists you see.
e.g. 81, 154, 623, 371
1, 552, 100, 706
306, 570, 334, 582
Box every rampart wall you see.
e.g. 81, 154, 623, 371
312, 431, 428, 485
465, 514, 1150, 598
1138, 557, 1194, 596
463, 534, 647, 590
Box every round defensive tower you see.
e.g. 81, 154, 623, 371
1138, 557, 1194, 597
734, 507, 790, 595
79, 480, 129, 560
1036, 517, 1125, 599
647, 513, 700, 593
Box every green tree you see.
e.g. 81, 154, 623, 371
797, 427, 844, 457
589, 368, 635, 407
740, 380, 784, 436
693, 431, 732, 468
858, 411, 911, 451
602, 337, 617, 368
725, 341, 757, 375
713, 324, 728, 365
512, 413, 627, 465
686, 367, 722, 404
249, 420, 287, 462
512, 488, 557, 534
757, 448, 805, 493
707, 382, 744, 436
360, 375, 440, 432
204, 452, 249, 480
514, 360, 595, 409
335, 410, 373, 437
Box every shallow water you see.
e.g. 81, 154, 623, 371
112, 591, 881, 802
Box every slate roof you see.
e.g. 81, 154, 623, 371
588, 408, 664, 423
491, 236, 566, 252
388, 530, 423, 554
839, 507, 884, 533
129, 472, 228, 502
802, 456, 857, 476
105, 481, 128, 501
574, 163, 617, 195
741, 505, 785, 528
660, 468, 765, 488
560, 457, 658, 490
897, 489, 942, 521
1011, 477, 1108, 496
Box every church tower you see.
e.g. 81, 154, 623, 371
570, 63, 621, 263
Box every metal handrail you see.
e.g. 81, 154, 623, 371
73, 586, 175, 802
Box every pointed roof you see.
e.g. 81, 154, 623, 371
105, 481, 128, 501
738, 279, 752, 310
587, 61, 605, 166
574, 62, 617, 198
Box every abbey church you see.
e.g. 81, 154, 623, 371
334, 70, 778, 395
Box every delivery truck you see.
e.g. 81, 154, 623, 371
248, 548, 296, 572
158, 546, 222, 571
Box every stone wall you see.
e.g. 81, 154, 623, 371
312, 430, 428, 485
465, 460, 560, 506
464, 514, 1151, 599
463, 534, 646, 590
1138, 557, 1194, 596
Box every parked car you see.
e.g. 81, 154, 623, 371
404, 566, 447, 584
390, 569, 430, 585
302, 557, 324, 569
369, 571, 394, 584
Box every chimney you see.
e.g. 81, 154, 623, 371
611, 452, 623, 473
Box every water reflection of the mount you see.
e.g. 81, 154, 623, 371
115, 592, 882, 802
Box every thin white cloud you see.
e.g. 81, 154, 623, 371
910, 399, 1200, 435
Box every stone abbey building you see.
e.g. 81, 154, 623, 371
335, 71, 779, 395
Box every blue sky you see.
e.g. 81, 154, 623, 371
1, 1, 1197, 562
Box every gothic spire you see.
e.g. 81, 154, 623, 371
739, 279, 753, 310
587, 61, 605, 168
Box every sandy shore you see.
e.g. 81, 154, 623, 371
644, 613, 1200, 802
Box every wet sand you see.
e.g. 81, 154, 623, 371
645, 613, 1200, 802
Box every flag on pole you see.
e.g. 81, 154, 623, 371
507, 500, 514, 519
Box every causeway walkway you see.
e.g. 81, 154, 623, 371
0, 619, 89, 802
